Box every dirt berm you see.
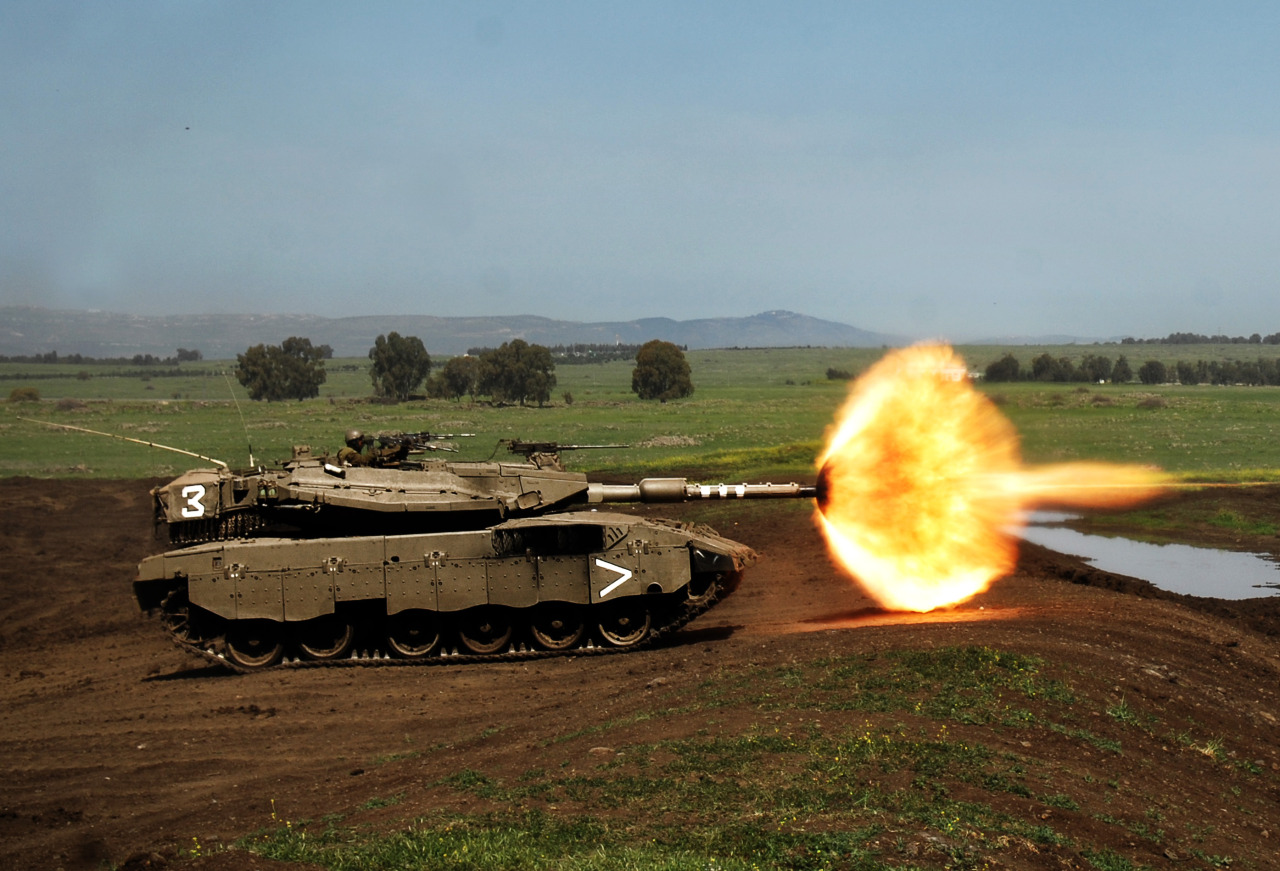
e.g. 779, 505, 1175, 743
1, 478, 1278, 870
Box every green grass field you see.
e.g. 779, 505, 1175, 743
3, 345, 1280, 481
231, 645, 1265, 870
9, 347, 1277, 870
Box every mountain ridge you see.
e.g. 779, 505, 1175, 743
0, 306, 902, 358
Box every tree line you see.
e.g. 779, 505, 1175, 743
1131, 358, 1280, 386
235, 335, 694, 404
984, 351, 1280, 386
465, 343, 689, 365
984, 352, 1131, 383
0, 348, 208, 365
550, 343, 676, 364
1122, 331, 1280, 345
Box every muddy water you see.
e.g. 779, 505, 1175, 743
1020, 519, 1280, 600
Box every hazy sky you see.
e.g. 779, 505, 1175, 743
4, 2, 1279, 340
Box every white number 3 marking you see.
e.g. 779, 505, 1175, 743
180, 484, 207, 518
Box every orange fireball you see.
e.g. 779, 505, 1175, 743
816, 344, 1166, 612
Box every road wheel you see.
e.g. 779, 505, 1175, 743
457, 609, 514, 655
225, 620, 284, 669
296, 614, 355, 661
387, 610, 442, 658
529, 604, 585, 651
596, 603, 651, 648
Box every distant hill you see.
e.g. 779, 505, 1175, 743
0, 307, 902, 359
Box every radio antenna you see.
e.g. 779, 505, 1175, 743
20, 418, 228, 469
224, 371, 255, 467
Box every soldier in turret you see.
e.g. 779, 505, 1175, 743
338, 429, 412, 467
338, 429, 374, 466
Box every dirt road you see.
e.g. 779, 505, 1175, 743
2, 478, 1278, 870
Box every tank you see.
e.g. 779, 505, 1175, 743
133, 438, 817, 670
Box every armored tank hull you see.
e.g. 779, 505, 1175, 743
136, 508, 756, 671
134, 450, 813, 670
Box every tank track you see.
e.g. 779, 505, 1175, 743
159, 582, 733, 675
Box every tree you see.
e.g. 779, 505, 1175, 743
631, 340, 694, 401
1078, 354, 1113, 383
476, 340, 556, 406
1259, 357, 1280, 385
983, 353, 1021, 382
368, 332, 431, 401
431, 355, 479, 401
1238, 361, 1263, 385
1112, 355, 1133, 383
1030, 353, 1067, 382
1137, 360, 1167, 386
235, 336, 327, 401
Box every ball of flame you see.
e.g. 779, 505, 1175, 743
816, 345, 1166, 612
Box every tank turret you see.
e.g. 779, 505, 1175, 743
134, 439, 816, 671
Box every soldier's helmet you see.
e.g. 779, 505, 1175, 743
344, 429, 364, 448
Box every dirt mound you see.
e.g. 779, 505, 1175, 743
1, 478, 1278, 870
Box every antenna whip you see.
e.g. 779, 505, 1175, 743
20, 418, 228, 469
224, 371, 255, 467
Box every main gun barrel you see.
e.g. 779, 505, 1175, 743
587, 478, 817, 504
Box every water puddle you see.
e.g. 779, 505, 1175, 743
1018, 516, 1280, 600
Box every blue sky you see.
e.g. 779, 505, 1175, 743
4, 2, 1279, 340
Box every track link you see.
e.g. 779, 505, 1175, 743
161, 582, 731, 675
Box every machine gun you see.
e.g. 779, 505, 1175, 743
376, 431, 476, 454
501, 439, 629, 470
502, 439, 629, 457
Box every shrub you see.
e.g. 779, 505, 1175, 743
8, 386, 40, 402
368, 332, 432, 401
631, 341, 693, 401
984, 353, 1021, 382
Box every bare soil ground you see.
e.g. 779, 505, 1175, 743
2, 477, 1279, 870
